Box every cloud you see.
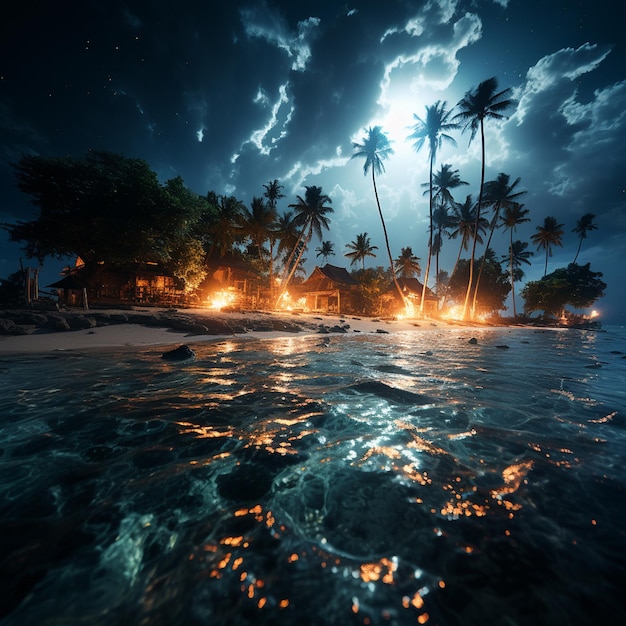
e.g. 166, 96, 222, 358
239, 3, 321, 71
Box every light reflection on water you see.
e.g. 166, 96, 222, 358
0, 327, 625, 625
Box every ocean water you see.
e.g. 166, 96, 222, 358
1, 325, 625, 625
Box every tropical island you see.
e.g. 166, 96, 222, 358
1, 78, 606, 334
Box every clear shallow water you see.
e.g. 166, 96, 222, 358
1, 325, 625, 625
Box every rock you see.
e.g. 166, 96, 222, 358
495, 344, 510, 349
46, 315, 71, 331
161, 344, 196, 361
468, 337, 478, 344
376, 328, 389, 334
66, 315, 97, 330
0, 318, 15, 334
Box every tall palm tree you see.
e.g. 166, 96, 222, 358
572, 213, 597, 263
453, 77, 516, 319
531, 216, 564, 276
316, 240, 335, 264
448, 195, 487, 283
279, 186, 333, 302
276, 211, 299, 267
431, 204, 454, 296
501, 203, 531, 317
345, 232, 378, 270
241, 196, 277, 260
472, 173, 526, 314
423, 163, 468, 297
394, 246, 421, 278
443, 195, 488, 312
503, 239, 533, 318
352, 125, 406, 306
408, 101, 458, 315
206, 194, 245, 257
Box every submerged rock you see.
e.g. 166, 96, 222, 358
161, 344, 196, 361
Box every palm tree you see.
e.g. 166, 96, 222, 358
423, 164, 468, 296
501, 203, 531, 317
394, 246, 421, 278
276, 210, 299, 267
408, 101, 458, 315
453, 77, 516, 319
206, 194, 245, 257
263, 179, 285, 212
241, 196, 277, 260
279, 185, 333, 302
531, 216, 564, 276
352, 125, 406, 306
316, 240, 335, 264
472, 173, 526, 314
572, 213, 597, 263
503, 239, 533, 318
345, 232, 378, 270
448, 195, 487, 283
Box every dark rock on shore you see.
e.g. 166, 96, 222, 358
161, 345, 196, 361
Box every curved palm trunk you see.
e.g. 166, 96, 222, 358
462, 120, 485, 321
278, 226, 311, 305
420, 155, 434, 316
508, 229, 517, 318
471, 201, 501, 315
441, 237, 466, 312
573, 238, 582, 264
372, 169, 406, 308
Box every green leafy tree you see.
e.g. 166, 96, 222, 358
408, 102, 458, 314
453, 77, 516, 319
531, 216, 565, 276
352, 126, 406, 307
345, 232, 378, 270
4, 152, 208, 291
572, 213, 597, 263
521, 263, 606, 318
446, 252, 511, 316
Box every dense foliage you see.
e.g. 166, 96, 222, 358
521, 263, 606, 317
3, 152, 214, 290
447, 256, 511, 314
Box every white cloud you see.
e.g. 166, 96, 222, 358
241, 83, 293, 155
239, 5, 320, 72
514, 43, 611, 124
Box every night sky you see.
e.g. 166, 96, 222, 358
1, 0, 624, 322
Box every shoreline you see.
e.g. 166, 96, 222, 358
0, 306, 568, 355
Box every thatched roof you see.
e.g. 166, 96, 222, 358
396, 277, 437, 300
315, 264, 359, 286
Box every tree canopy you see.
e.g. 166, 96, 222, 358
3, 151, 213, 289
521, 263, 606, 317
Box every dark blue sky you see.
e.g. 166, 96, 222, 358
1, 0, 624, 321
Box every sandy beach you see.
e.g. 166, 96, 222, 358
0, 307, 476, 354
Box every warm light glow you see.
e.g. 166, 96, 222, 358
590, 310, 599, 318
277, 292, 307, 311
440, 304, 464, 321
208, 288, 238, 310
397, 300, 416, 320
